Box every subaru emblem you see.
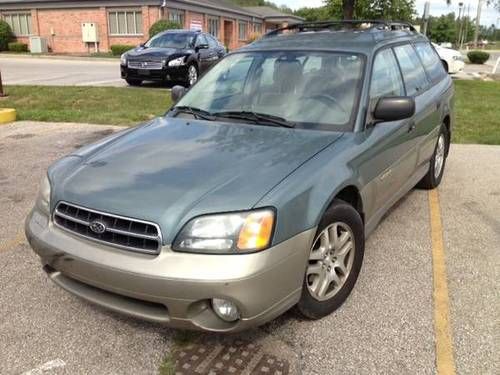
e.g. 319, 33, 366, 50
89, 220, 106, 234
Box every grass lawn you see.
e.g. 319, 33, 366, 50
0, 85, 171, 126
453, 80, 500, 145
1, 81, 499, 144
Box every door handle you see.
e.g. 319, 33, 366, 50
408, 122, 416, 133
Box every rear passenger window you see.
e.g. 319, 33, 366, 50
370, 48, 404, 98
414, 42, 447, 83
394, 44, 429, 96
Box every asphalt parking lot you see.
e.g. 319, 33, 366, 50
0, 121, 498, 374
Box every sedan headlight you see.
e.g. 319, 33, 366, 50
120, 53, 127, 66
453, 54, 464, 61
173, 209, 275, 254
36, 174, 51, 214
168, 57, 186, 67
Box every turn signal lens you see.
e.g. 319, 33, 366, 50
237, 210, 274, 251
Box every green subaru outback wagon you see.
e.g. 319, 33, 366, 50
26, 21, 453, 332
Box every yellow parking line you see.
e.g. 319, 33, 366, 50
428, 189, 456, 375
0, 230, 25, 253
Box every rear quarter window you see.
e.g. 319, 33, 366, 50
393, 44, 429, 96
414, 42, 447, 83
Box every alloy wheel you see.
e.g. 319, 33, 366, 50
188, 65, 198, 86
306, 222, 355, 301
434, 134, 446, 179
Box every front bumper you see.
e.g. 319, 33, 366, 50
25, 207, 315, 332
120, 64, 188, 82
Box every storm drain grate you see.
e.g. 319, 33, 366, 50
172, 339, 290, 375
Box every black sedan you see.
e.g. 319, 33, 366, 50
120, 30, 226, 87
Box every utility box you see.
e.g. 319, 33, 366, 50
82, 22, 99, 43
29, 36, 48, 53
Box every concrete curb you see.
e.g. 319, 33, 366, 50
0, 108, 16, 124
0, 53, 119, 63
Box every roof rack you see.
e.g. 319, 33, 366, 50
264, 20, 417, 38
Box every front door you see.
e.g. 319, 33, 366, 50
223, 20, 233, 49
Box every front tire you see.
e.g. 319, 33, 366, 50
417, 124, 449, 190
185, 64, 198, 87
297, 199, 365, 319
126, 79, 142, 86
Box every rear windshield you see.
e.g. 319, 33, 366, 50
176, 51, 365, 131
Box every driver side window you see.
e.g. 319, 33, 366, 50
195, 34, 208, 47
370, 48, 405, 100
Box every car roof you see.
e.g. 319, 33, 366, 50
241, 21, 429, 55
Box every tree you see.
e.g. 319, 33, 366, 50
294, 7, 331, 22
325, 0, 416, 21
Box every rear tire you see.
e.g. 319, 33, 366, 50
297, 199, 364, 320
126, 79, 142, 86
441, 60, 449, 74
417, 124, 449, 190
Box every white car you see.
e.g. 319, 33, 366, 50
432, 43, 465, 74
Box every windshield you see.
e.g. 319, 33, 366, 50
175, 51, 365, 131
145, 33, 194, 49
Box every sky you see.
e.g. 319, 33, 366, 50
273, 0, 500, 26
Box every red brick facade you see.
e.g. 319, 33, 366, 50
1, 4, 267, 54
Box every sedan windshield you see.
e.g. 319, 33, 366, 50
175, 51, 365, 131
145, 33, 194, 49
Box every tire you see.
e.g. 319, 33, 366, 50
126, 79, 142, 86
417, 124, 449, 190
441, 60, 449, 74
297, 199, 365, 319
185, 64, 199, 87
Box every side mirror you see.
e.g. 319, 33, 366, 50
171, 85, 187, 104
373, 96, 415, 122
139, 43, 145, 48
196, 43, 209, 51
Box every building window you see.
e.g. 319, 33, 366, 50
168, 9, 185, 27
108, 10, 142, 36
3, 13, 32, 36
238, 21, 247, 41
254, 23, 262, 34
207, 17, 220, 38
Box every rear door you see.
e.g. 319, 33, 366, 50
413, 41, 449, 165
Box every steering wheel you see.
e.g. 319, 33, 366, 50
305, 94, 347, 114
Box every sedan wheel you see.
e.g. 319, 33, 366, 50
306, 222, 355, 301
187, 65, 198, 86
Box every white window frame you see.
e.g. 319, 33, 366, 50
238, 21, 247, 41
3, 12, 32, 36
108, 9, 143, 36
167, 8, 185, 27
207, 16, 220, 38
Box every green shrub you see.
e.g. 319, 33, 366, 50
149, 20, 182, 38
467, 51, 490, 64
8, 42, 29, 52
0, 20, 14, 51
110, 44, 135, 56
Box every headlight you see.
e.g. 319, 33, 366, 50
453, 55, 464, 61
36, 174, 51, 214
120, 53, 127, 65
168, 57, 186, 67
173, 209, 275, 253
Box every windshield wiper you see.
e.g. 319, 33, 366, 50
213, 111, 296, 128
172, 106, 215, 121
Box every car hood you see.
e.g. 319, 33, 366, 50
50, 117, 343, 243
127, 47, 187, 60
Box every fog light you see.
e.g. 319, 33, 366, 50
212, 298, 240, 322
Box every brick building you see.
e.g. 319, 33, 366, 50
0, 0, 303, 54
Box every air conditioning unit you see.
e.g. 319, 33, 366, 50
82, 22, 99, 43
29, 36, 48, 53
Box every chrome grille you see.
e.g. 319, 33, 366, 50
53, 202, 162, 254
127, 61, 163, 70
